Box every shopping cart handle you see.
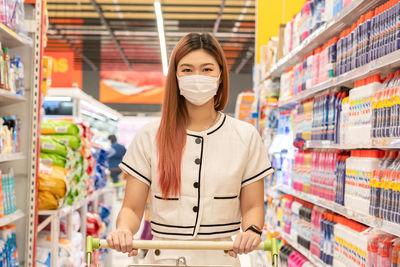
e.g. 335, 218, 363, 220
86, 236, 278, 266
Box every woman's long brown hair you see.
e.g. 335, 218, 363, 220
156, 33, 229, 198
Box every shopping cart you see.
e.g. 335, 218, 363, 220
86, 236, 279, 267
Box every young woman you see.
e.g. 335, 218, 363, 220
107, 33, 273, 266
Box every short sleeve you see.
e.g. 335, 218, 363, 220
241, 128, 274, 187
119, 129, 152, 186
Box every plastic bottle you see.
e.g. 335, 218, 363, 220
379, 151, 398, 219
312, 48, 321, 86
328, 90, 338, 141
0, 43, 3, 90
384, 153, 400, 222
340, 96, 349, 145
378, 235, 395, 267
13, 56, 23, 96
2, 48, 9, 91
328, 37, 338, 78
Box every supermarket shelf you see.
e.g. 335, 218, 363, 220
306, 140, 344, 149
0, 209, 24, 227
306, 139, 400, 150
0, 153, 25, 163
278, 79, 333, 108
305, 140, 372, 150
0, 23, 32, 48
269, 0, 382, 78
279, 231, 327, 267
371, 138, 400, 149
378, 220, 400, 237
278, 185, 400, 237
38, 186, 113, 217
0, 90, 27, 104
279, 49, 400, 108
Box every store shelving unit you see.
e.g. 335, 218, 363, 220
305, 139, 400, 150
278, 230, 327, 267
0, 1, 44, 266
0, 22, 33, 48
44, 88, 122, 147
0, 152, 26, 162
267, 0, 384, 79
278, 48, 400, 108
38, 186, 114, 267
0, 209, 25, 227
278, 185, 400, 237
0, 89, 27, 104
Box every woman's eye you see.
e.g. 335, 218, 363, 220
203, 68, 213, 72
182, 69, 192, 72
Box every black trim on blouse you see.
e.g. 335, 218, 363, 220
241, 166, 273, 185
151, 221, 194, 229
207, 115, 226, 135
197, 228, 241, 235
121, 162, 151, 185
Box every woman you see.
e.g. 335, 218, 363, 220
107, 33, 273, 266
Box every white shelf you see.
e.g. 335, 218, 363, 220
0, 90, 27, 105
0, 209, 24, 227
371, 138, 400, 149
278, 185, 400, 237
0, 23, 32, 48
278, 45, 400, 108
305, 139, 400, 150
279, 231, 327, 267
278, 79, 333, 108
38, 186, 112, 217
269, 0, 382, 78
0, 153, 25, 163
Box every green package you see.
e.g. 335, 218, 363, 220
41, 121, 80, 136
48, 135, 81, 150
40, 136, 68, 157
40, 152, 66, 168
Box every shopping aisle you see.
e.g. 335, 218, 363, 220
36, 89, 123, 267
257, 0, 400, 266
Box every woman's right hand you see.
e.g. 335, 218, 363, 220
106, 229, 138, 257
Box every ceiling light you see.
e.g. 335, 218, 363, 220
154, 0, 168, 76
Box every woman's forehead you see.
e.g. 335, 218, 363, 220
178, 50, 218, 65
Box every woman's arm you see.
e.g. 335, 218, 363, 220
107, 172, 149, 256
117, 172, 149, 232
231, 179, 265, 258
240, 179, 265, 230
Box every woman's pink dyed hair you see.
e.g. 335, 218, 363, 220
156, 33, 229, 197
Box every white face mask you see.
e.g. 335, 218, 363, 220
177, 74, 220, 106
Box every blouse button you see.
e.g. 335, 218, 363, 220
193, 206, 199, 212
195, 138, 202, 144
193, 182, 199, 188
155, 249, 161, 256
195, 158, 201, 165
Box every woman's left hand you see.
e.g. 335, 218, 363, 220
229, 231, 262, 258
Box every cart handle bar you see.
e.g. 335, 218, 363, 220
86, 236, 278, 265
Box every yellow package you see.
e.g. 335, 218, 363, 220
38, 190, 60, 210
38, 163, 67, 200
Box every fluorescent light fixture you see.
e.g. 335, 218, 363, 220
154, 0, 168, 76
81, 109, 107, 122
81, 100, 119, 121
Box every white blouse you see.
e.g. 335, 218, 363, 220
120, 113, 273, 240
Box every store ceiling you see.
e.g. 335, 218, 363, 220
45, 0, 256, 73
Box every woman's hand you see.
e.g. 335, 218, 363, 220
106, 229, 138, 257
228, 231, 262, 258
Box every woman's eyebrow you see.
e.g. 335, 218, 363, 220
201, 63, 215, 67
179, 63, 193, 68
